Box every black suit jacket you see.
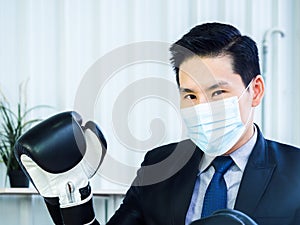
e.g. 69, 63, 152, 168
107, 126, 300, 225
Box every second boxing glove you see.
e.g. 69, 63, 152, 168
14, 111, 107, 224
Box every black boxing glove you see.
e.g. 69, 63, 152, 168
14, 111, 107, 225
190, 209, 258, 225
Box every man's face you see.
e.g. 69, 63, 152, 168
178, 55, 254, 125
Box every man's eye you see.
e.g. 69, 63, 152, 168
212, 90, 225, 97
184, 94, 197, 100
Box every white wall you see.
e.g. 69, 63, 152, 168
0, 0, 299, 224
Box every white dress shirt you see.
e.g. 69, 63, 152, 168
185, 127, 257, 225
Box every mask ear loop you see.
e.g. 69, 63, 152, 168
238, 80, 253, 102
237, 79, 255, 127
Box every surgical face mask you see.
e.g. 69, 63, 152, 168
180, 82, 252, 156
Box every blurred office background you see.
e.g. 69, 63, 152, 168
0, 0, 299, 224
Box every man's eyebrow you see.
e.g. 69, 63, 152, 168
179, 87, 195, 93
206, 81, 229, 91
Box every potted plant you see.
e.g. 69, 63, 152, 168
0, 84, 47, 187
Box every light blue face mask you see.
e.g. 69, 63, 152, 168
180, 82, 252, 156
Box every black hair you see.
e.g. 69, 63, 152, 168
169, 22, 261, 87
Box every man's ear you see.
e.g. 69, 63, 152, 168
251, 75, 265, 107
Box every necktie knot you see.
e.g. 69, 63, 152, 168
212, 156, 233, 174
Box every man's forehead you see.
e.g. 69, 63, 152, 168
179, 57, 212, 76
179, 79, 230, 92
178, 55, 236, 81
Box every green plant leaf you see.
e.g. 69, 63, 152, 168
0, 92, 51, 172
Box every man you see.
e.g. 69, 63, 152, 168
15, 22, 300, 225
106, 22, 300, 225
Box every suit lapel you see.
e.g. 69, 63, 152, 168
170, 140, 202, 225
234, 127, 276, 215
167, 126, 276, 223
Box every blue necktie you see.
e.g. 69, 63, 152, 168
201, 156, 234, 218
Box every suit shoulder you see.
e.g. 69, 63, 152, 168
267, 139, 300, 152
142, 139, 196, 166
266, 139, 300, 163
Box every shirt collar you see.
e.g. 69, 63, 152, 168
199, 125, 257, 174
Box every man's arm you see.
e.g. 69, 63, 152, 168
107, 185, 144, 224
